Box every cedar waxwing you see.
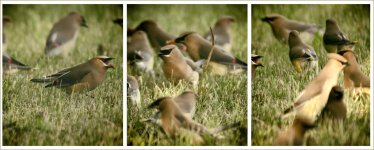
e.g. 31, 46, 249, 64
261, 14, 321, 44
113, 18, 123, 27
159, 45, 199, 86
127, 75, 141, 107
251, 54, 263, 79
31, 56, 114, 94
167, 32, 247, 75
147, 95, 240, 145
44, 12, 88, 57
127, 30, 154, 74
338, 49, 370, 93
128, 20, 175, 51
3, 52, 31, 74
283, 53, 349, 126
144, 90, 197, 125
288, 30, 317, 73
323, 19, 356, 53
204, 16, 235, 52
3, 16, 10, 51
322, 85, 346, 119
273, 118, 314, 146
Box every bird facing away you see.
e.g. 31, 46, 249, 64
273, 118, 314, 146
159, 45, 199, 86
128, 20, 175, 51
127, 30, 154, 75
127, 75, 141, 108
288, 30, 317, 73
168, 32, 247, 75
44, 12, 88, 57
31, 56, 114, 94
283, 53, 349, 126
147, 94, 240, 145
3, 52, 31, 74
204, 16, 235, 52
323, 19, 356, 53
251, 54, 263, 79
338, 49, 370, 93
261, 14, 321, 44
322, 85, 347, 119
113, 18, 123, 27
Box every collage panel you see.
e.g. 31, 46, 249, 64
126, 4, 248, 146
251, 4, 370, 146
2, 4, 123, 146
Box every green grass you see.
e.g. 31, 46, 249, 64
127, 4, 248, 146
251, 4, 370, 146
2, 4, 123, 146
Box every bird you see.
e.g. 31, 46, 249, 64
113, 18, 123, 27
204, 16, 235, 52
127, 30, 154, 75
147, 94, 241, 145
338, 49, 370, 94
3, 52, 31, 74
127, 75, 141, 107
283, 53, 349, 126
159, 45, 199, 86
251, 54, 263, 79
143, 90, 197, 125
288, 30, 317, 73
273, 118, 314, 146
322, 85, 347, 119
167, 32, 247, 75
261, 14, 321, 44
128, 20, 175, 51
323, 19, 356, 53
30, 56, 114, 94
44, 12, 88, 57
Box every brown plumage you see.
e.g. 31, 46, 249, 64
31, 56, 114, 94
128, 20, 175, 51
338, 50, 370, 88
127, 30, 154, 74
127, 75, 141, 107
283, 53, 348, 126
204, 16, 235, 52
288, 30, 317, 73
168, 32, 247, 75
262, 14, 321, 44
322, 85, 347, 119
44, 12, 88, 57
323, 19, 356, 53
159, 45, 199, 86
273, 118, 314, 146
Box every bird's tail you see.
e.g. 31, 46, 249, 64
30, 77, 54, 83
210, 121, 241, 135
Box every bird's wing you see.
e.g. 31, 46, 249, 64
45, 63, 91, 88
174, 96, 195, 118
45, 22, 76, 51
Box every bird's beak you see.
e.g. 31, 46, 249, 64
166, 39, 176, 45
261, 17, 268, 22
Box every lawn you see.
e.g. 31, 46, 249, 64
127, 4, 248, 146
251, 4, 371, 146
2, 4, 123, 146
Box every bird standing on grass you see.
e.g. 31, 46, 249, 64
127, 30, 154, 75
322, 85, 347, 119
283, 53, 349, 126
261, 14, 321, 44
167, 32, 247, 75
204, 16, 235, 52
338, 49, 370, 94
288, 30, 317, 73
128, 20, 175, 51
44, 12, 88, 57
127, 75, 141, 107
251, 54, 263, 79
147, 93, 240, 145
159, 45, 200, 86
31, 56, 114, 94
323, 19, 356, 53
